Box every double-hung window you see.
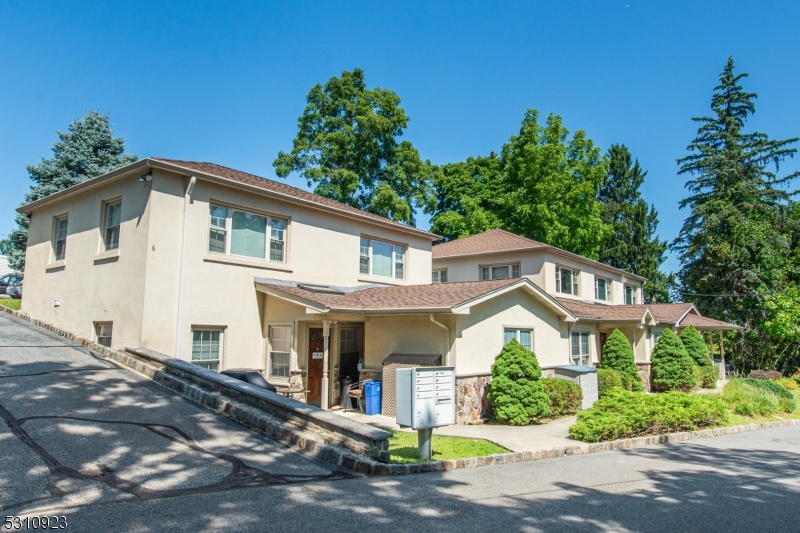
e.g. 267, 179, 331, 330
54, 217, 68, 261
432, 269, 448, 283
625, 285, 637, 305
103, 201, 122, 251
359, 237, 405, 280
191, 328, 222, 371
269, 326, 292, 378
571, 331, 591, 366
480, 264, 520, 280
504, 328, 532, 351
595, 277, 611, 302
556, 266, 579, 296
208, 205, 287, 263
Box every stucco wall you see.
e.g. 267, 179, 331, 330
22, 171, 152, 350
453, 289, 572, 375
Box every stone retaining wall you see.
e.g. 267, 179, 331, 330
456, 374, 492, 423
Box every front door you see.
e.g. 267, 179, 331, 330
307, 328, 325, 406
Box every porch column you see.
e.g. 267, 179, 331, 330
321, 321, 331, 410
719, 330, 725, 380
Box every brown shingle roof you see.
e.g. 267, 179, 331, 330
555, 298, 651, 321
679, 313, 740, 330
151, 158, 437, 239
647, 303, 694, 324
256, 279, 522, 311
432, 229, 546, 258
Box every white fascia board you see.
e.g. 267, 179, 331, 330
254, 284, 329, 313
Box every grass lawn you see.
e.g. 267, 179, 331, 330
388, 430, 509, 464
0, 298, 21, 310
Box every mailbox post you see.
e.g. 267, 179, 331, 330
395, 366, 456, 461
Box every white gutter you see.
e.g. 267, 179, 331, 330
429, 313, 451, 366
174, 176, 197, 358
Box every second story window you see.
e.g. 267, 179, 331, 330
556, 266, 579, 296
103, 200, 122, 251
208, 205, 287, 263
480, 264, 520, 280
595, 277, 611, 302
625, 285, 637, 305
359, 237, 404, 280
54, 216, 68, 261
432, 269, 448, 283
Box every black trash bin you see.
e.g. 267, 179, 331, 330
338, 376, 353, 409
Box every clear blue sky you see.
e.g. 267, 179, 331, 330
2, 1, 799, 273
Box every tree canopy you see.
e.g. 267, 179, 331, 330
673, 57, 799, 372
1, 110, 137, 272
273, 68, 433, 226
598, 145, 672, 302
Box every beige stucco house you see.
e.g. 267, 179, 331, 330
18, 159, 737, 422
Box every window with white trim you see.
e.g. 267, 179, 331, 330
54, 216, 68, 261
480, 264, 520, 280
432, 269, 448, 283
595, 277, 611, 302
571, 331, 591, 366
556, 266, 579, 296
359, 237, 405, 280
208, 205, 287, 262
504, 328, 532, 351
625, 285, 637, 305
95, 322, 113, 348
103, 200, 122, 251
191, 329, 222, 371
652, 330, 661, 347
269, 326, 292, 378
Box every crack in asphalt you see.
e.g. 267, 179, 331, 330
0, 402, 353, 513
0, 367, 116, 378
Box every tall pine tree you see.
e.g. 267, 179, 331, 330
673, 57, 799, 372
1, 111, 137, 272
598, 144, 672, 302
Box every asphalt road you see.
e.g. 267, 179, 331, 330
2, 312, 800, 532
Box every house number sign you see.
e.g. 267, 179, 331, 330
312, 352, 324, 359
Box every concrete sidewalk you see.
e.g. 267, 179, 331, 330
333, 409, 578, 452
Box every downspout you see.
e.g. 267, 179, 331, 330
174, 176, 197, 359
429, 313, 450, 366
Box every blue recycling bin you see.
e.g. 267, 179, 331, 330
364, 381, 382, 415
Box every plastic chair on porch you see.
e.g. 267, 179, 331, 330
344, 380, 372, 413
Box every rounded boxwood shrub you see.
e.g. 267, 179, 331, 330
569, 389, 728, 442
541, 377, 583, 418
598, 329, 644, 392
597, 368, 622, 398
651, 328, 697, 392
748, 370, 781, 380
487, 339, 552, 425
680, 325, 717, 389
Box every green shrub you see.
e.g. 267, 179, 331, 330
776, 377, 798, 391
598, 329, 643, 392
597, 368, 622, 398
722, 379, 796, 416
487, 340, 551, 425
541, 377, 583, 418
680, 326, 717, 389
651, 329, 697, 392
692, 366, 705, 390
568, 389, 728, 442
747, 370, 781, 380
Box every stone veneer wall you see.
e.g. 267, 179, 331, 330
636, 363, 652, 392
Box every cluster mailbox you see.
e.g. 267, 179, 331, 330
396, 366, 455, 429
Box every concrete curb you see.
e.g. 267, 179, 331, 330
3, 303, 799, 476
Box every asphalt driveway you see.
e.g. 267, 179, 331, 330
0, 312, 348, 515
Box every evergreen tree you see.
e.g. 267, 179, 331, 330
651, 328, 697, 392
680, 325, 717, 388
487, 339, 551, 425
1, 111, 137, 272
428, 155, 503, 241
499, 111, 610, 259
274, 68, 433, 226
598, 329, 644, 391
673, 57, 799, 372
598, 145, 673, 302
